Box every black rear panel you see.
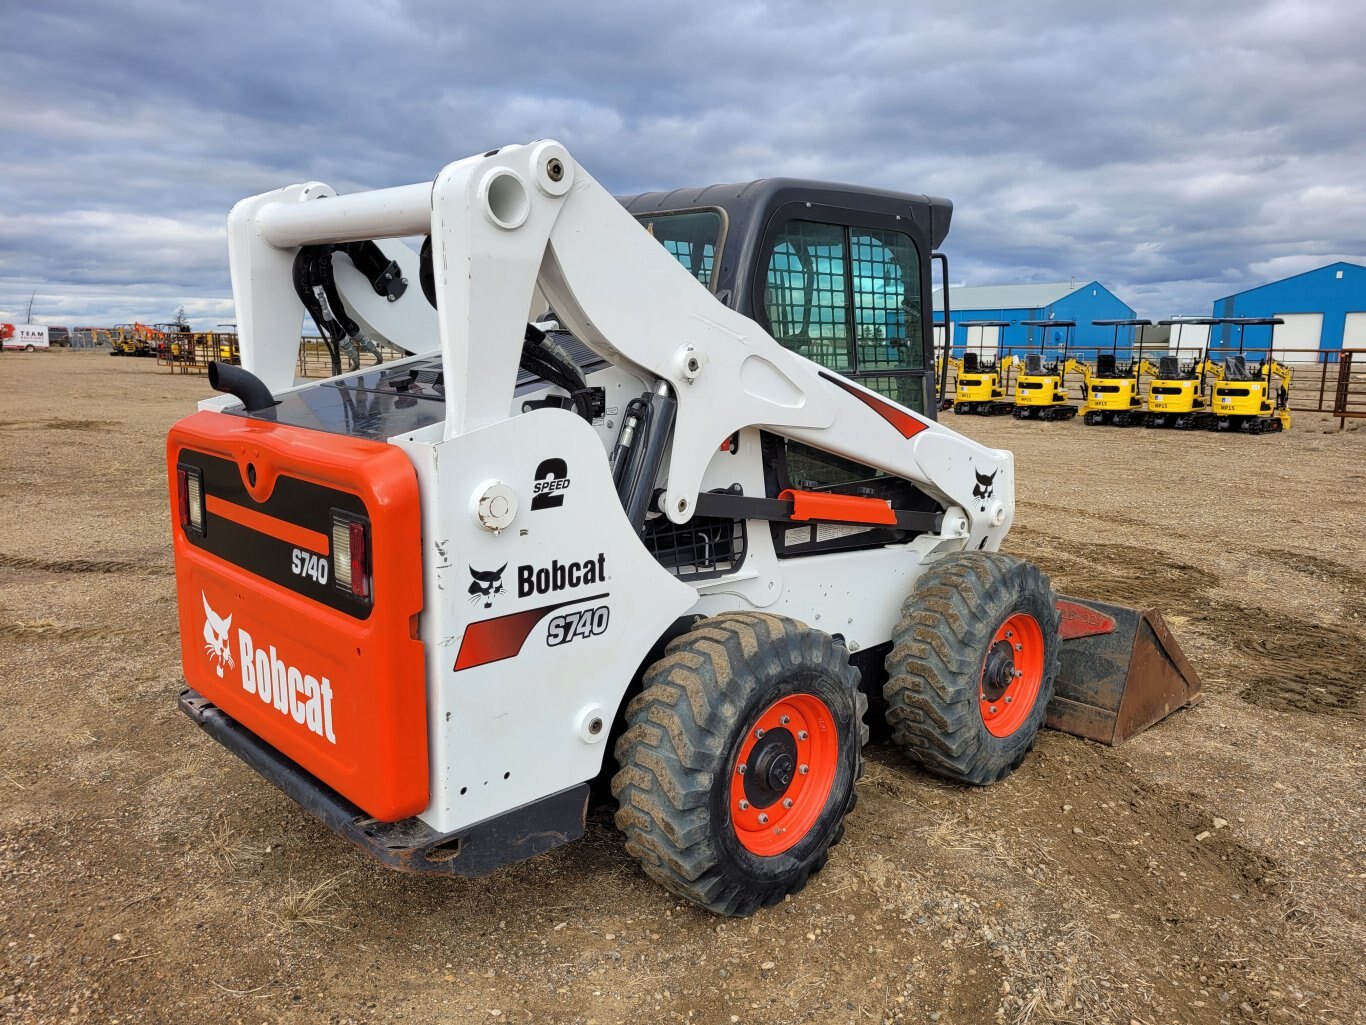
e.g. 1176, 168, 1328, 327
177, 450, 371, 619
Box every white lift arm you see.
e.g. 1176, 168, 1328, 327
226, 141, 1013, 539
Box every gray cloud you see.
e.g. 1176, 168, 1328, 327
2, 0, 1363, 328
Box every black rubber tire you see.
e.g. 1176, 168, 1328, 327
883, 552, 1060, 786
611, 612, 867, 916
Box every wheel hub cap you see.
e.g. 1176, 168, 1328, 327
745, 729, 797, 806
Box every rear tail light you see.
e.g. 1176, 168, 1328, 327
177, 464, 205, 536
332, 512, 371, 600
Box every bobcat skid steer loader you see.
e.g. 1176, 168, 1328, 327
169, 141, 1199, 915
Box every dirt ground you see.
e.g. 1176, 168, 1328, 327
1, 350, 1362, 1025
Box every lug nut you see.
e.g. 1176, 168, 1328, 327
1015, 643, 1023, 651
755, 728, 765, 739
783, 798, 793, 809
738, 799, 749, 811
736, 763, 747, 775
780, 715, 790, 725
799, 764, 809, 775
798, 730, 808, 741
1005, 696, 1013, 704
758, 813, 769, 824
989, 705, 998, 714
1005, 630, 1013, 639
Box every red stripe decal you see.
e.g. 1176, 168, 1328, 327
205, 495, 330, 553
454, 593, 609, 671
821, 373, 928, 439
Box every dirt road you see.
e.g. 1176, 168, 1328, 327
1, 352, 1361, 1024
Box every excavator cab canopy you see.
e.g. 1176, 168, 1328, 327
1018, 319, 1075, 375
1091, 319, 1152, 379
1158, 317, 1220, 370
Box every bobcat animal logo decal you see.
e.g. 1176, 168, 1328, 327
202, 592, 235, 678
972, 468, 998, 512
468, 564, 508, 609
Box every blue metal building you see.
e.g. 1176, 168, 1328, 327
933, 280, 1137, 361
1210, 261, 1366, 360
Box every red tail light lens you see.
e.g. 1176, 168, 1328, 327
349, 520, 369, 599
176, 463, 205, 536
331, 512, 371, 600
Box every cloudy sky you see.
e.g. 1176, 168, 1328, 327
2, 0, 1363, 329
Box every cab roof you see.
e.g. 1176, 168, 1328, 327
619, 178, 954, 251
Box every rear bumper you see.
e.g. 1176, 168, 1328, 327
180, 688, 588, 877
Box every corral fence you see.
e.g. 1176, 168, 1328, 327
934, 345, 1366, 426
1332, 349, 1366, 427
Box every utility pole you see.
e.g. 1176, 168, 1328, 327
24, 291, 36, 324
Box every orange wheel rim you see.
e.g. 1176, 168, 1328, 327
730, 693, 839, 856
979, 612, 1045, 738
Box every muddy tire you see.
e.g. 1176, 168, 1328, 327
612, 612, 866, 916
884, 552, 1059, 786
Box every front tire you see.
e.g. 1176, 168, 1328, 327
612, 613, 866, 916
884, 553, 1059, 785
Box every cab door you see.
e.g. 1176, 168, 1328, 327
751, 210, 934, 415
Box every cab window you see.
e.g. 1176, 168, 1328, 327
635, 210, 723, 289
761, 219, 927, 411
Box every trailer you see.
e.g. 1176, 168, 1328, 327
3, 325, 50, 352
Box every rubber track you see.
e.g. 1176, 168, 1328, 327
884, 552, 1059, 786
611, 612, 866, 916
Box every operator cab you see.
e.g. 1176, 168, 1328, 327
622, 179, 952, 417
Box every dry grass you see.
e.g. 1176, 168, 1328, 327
265, 873, 349, 932
203, 813, 266, 873
1004, 924, 1157, 1025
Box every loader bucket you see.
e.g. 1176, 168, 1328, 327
1046, 596, 1202, 746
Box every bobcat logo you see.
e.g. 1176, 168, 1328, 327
468, 564, 508, 609
202, 592, 235, 678
972, 468, 998, 511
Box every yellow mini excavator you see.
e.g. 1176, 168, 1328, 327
1081, 319, 1151, 427
1208, 317, 1292, 433
1144, 318, 1223, 429
109, 323, 156, 357
1012, 320, 1081, 420
949, 320, 1016, 415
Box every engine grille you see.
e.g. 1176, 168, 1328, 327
642, 513, 747, 581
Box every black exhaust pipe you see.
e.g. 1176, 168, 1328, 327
208, 361, 277, 412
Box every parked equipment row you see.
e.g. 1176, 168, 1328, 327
937, 317, 1293, 433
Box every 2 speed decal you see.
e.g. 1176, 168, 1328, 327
546, 604, 610, 647
530, 458, 570, 511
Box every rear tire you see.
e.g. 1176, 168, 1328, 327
884, 552, 1059, 786
612, 612, 866, 916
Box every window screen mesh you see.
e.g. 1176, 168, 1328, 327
852, 229, 922, 372
765, 221, 851, 371
636, 211, 723, 288
762, 220, 924, 400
